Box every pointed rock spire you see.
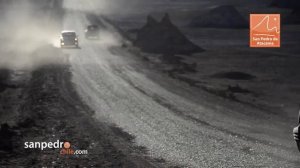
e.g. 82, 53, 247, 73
160, 13, 172, 25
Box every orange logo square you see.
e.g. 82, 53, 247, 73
250, 14, 280, 48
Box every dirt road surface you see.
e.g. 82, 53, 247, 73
1, 0, 299, 167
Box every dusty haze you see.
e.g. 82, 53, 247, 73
0, 0, 62, 70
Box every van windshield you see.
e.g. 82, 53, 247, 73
62, 32, 76, 37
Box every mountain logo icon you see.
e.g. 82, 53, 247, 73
250, 14, 280, 48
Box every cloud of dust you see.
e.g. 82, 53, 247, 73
62, 0, 170, 15
0, 0, 63, 70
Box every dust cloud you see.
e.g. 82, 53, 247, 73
63, 0, 170, 15
0, 0, 63, 70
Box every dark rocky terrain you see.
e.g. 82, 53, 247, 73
0, 69, 10, 92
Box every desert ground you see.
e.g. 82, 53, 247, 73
1, 0, 300, 167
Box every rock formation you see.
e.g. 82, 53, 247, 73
134, 14, 204, 55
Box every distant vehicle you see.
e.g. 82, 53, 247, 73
293, 108, 300, 152
85, 25, 100, 39
60, 30, 79, 48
